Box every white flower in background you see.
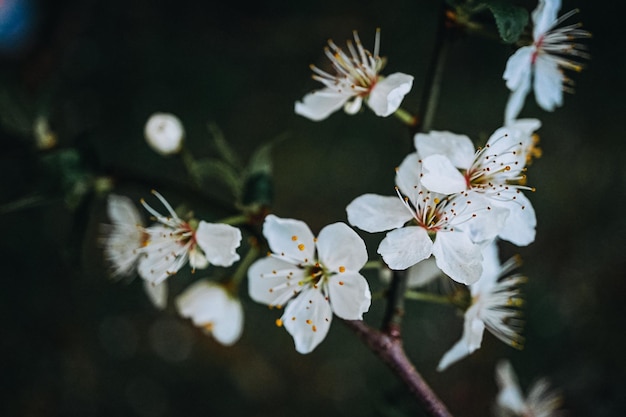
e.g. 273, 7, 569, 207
176, 280, 244, 346
416, 120, 540, 246
137, 190, 242, 285
495, 360, 562, 417
347, 152, 508, 285
248, 215, 371, 354
437, 242, 525, 371
102, 193, 168, 309
144, 112, 185, 155
503, 0, 591, 123
295, 29, 413, 121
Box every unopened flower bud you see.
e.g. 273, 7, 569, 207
144, 113, 184, 155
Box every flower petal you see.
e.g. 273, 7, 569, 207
504, 47, 533, 123
176, 280, 244, 346
316, 222, 368, 271
437, 305, 485, 371
491, 190, 536, 246
432, 231, 482, 285
378, 226, 433, 270
294, 89, 351, 121
143, 280, 168, 310
533, 55, 563, 111
247, 256, 305, 307
138, 225, 189, 285
367, 72, 414, 117
495, 360, 527, 414
195, 221, 242, 267
421, 154, 467, 194
395, 152, 424, 202
414, 131, 475, 169
346, 194, 412, 233
532, 0, 561, 39
263, 214, 316, 263
327, 271, 371, 320
406, 257, 442, 288
104, 194, 145, 277
282, 287, 332, 354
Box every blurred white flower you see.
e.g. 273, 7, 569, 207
138, 190, 242, 285
295, 29, 413, 121
144, 112, 185, 155
437, 242, 525, 371
347, 153, 507, 285
416, 119, 540, 246
102, 193, 168, 309
495, 360, 562, 417
248, 214, 371, 354
176, 280, 244, 346
503, 0, 590, 123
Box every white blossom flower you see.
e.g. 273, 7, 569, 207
102, 193, 168, 309
137, 190, 242, 285
416, 120, 540, 246
295, 29, 413, 121
347, 152, 508, 285
248, 215, 371, 354
495, 360, 563, 417
144, 112, 185, 155
176, 280, 244, 346
503, 0, 591, 123
437, 242, 525, 371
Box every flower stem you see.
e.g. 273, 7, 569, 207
405, 290, 453, 305
393, 107, 418, 127
363, 260, 384, 270
230, 240, 260, 289
218, 214, 249, 226
343, 320, 454, 417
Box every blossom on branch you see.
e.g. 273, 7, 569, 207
495, 360, 562, 417
248, 215, 371, 354
295, 29, 413, 121
416, 119, 540, 246
503, 0, 590, 123
144, 112, 185, 156
347, 152, 507, 285
176, 280, 244, 346
437, 242, 525, 371
138, 190, 242, 285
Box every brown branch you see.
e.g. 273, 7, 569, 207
344, 320, 453, 417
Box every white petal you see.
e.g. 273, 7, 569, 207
533, 55, 563, 111
282, 287, 333, 354
247, 256, 305, 307
437, 306, 485, 371
495, 360, 527, 414
421, 154, 467, 194
188, 247, 209, 270
316, 222, 368, 271
137, 225, 188, 285
327, 271, 371, 320
432, 231, 482, 285
367, 72, 414, 117
532, 0, 561, 39
378, 226, 433, 270
143, 280, 168, 310
470, 241, 500, 297
414, 131, 475, 169
491, 190, 536, 246
503, 47, 533, 123
395, 153, 425, 202
406, 257, 442, 288
346, 194, 412, 233
176, 280, 244, 346
343, 96, 363, 115
451, 192, 509, 244
195, 221, 242, 267
294, 89, 351, 121
107, 194, 143, 226
263, 215, 316, 263
144, 113, 184, 156
104, 194, 145, 277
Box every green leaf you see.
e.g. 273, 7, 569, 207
207, 123, 243, 171
483, 0, 529, 43
191, 158, 243, 198
241, 171, 273, 207
40, 148, 93, 210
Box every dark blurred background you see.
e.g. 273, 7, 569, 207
1, 0, 624, 416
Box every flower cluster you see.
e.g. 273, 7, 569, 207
347, 120, 540, 285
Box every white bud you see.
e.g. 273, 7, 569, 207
144, 113, 184, 155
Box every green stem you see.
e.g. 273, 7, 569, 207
218, 214, 249, 226
393, 107, 418, 127
0, 194, 48, 215
230, 243, 260, 289
363, 260, 384, 270
405, 290, 453, 306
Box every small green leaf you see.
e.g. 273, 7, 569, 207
207, 123, 243, 171
191, 158, 243, 198
483, 0, 529, 43
242, 172, 273, 207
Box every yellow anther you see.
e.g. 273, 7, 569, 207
298, 244, 305, 251
291, 235, 298, 241
339, 266, 346, 273
275, 318, 283, 327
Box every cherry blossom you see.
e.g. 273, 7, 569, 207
295, 29, 413, 121
503, 0, 590, 123
248, 215, 371, 354
144, 112, 185, 155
